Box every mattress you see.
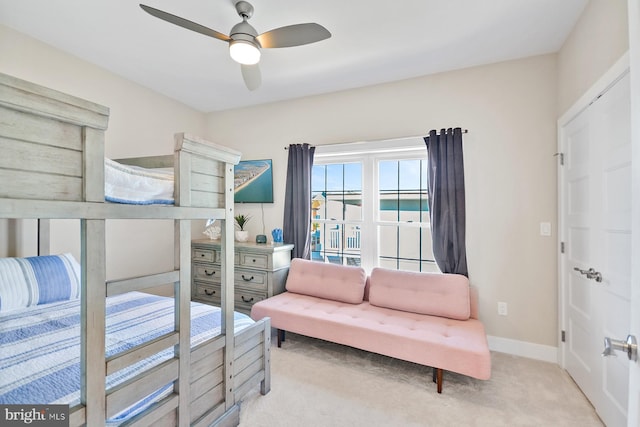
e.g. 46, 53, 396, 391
0, 291, 252, 425
104, 158, 174, 205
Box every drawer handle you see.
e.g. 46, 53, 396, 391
252, 259, 256, 263
204, 289, 216, 296
200, 253, 206, 257
241, 296, 254, 303
241, 274, 255, 281
205, 270, 216, 276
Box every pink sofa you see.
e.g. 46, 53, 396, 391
250, 258, 491, 393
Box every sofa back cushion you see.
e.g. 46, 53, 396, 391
285, 258, 367, 304
0, 253, 82, 314
368, 268, 470, 320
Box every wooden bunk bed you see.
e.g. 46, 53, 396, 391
0, 72, 270, 426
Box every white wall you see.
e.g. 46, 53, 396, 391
0, 25, 207, 282
557, 0, 629, 114
207, 54, 559, 349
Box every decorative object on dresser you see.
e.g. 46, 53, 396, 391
271, 228, 283, 243
234, 214, 251, 242
203, 218, 221, 240
192, 239, 294, 314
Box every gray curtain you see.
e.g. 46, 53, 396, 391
423, 128, 468, 276
283, 143, 315, 259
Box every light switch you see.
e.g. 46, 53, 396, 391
540, 222, 551, 236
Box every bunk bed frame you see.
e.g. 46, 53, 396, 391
0, 72, 270, 426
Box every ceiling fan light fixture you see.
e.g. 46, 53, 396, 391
229, 40, 261, 65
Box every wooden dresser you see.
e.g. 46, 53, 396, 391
191, 239, 294, 315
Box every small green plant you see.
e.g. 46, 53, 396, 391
234, 214, 251, 231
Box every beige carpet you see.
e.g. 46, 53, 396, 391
238, 333, 603, 427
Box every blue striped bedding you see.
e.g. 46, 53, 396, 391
0, 253, 81, 314
0, 291, 253, 425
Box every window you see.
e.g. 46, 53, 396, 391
311, 138, 438, 273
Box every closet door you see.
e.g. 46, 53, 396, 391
561, 72, 631, 427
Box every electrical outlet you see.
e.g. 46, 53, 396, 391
498, 302, 508, 316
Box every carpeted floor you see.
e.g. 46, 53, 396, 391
238, 333, 603, 426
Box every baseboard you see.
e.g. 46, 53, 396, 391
487, 335, 558, 364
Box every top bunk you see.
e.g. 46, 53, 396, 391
0, 72, 240, 220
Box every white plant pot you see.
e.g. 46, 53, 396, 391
235, 230, 249, 242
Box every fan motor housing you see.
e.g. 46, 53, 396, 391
235, 1, 254, 19
230, 20, 259, 43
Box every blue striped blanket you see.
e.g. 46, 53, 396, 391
0, 291, 253, 425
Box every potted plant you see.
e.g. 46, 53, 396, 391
234, 214, 250, 242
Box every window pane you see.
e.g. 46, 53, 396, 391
420, 228, 435, 262
399, 159, 421, 190
378, 225, 398, 259
379, 161, 398, 191
420, 261, 441, 273
421, 194, 430, 224
344, 163, 362, 192
312, 165, 326, 193
378, 159, 428, 223
397, 227, 420, 260
312, 151, 433, 272
378, 225, 435, 272
325, 164, 344, 192
311, 222, 361, 266
313, 163, 363, 221
398, 259, 421, 272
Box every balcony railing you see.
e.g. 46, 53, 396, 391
311, 225, 361, 265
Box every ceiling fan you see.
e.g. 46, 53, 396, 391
140, 1, 331, 91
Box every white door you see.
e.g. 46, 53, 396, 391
561, 71, 631, 427
627, 0, 640, 425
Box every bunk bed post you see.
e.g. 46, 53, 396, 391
174, 139, 192, 426
81, 125, 107, 426
222, 162, 236, 411
175, 219, 191, 426
80, 219, 107, 427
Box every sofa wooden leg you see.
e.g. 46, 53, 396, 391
277, 329, 285, 348
435, 368, 443, 393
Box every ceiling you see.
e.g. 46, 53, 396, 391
0, 0, 588, 113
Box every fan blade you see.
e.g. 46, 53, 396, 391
256, 23, 331, 48
241, 64, 261, 91
140, 4, 230, 42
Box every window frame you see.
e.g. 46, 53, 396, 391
313, 137, 435, 272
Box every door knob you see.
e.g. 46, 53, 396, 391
602, 335, 638, 361
585, 268, 602, 282
573, 267, 603, 282
574, 267, 589, 275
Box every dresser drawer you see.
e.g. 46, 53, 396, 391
193, 248, 218, 263
193, 264, 221, 283
234, 289, 267, 312
239, 252, 269, 269
235, 269, 268, 291
194, 282, 221, 305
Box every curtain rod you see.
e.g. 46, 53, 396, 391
284, 129, 469, 150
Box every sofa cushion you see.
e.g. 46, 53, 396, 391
368, 268, 470, 320
285, 258, 367, 304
